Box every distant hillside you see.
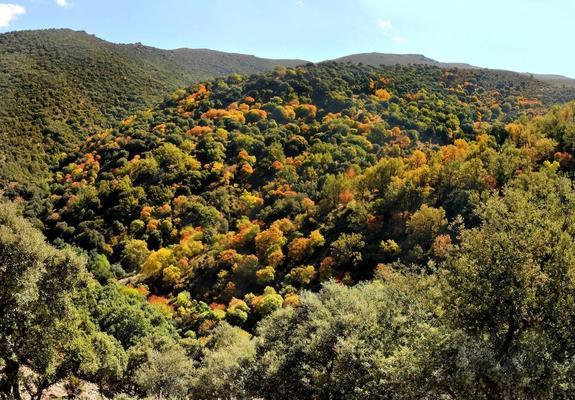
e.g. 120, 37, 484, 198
168, 48, 305, 75
531, 74, 575, 87
333, 52, 575, 87
333, 52, 477, 69
0, 29, 303, 193
2, 28, 575, 197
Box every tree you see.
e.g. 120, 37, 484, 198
121, 239, 150, 272
88, 253, 114, 283
188, 323, 255, 400
441, 170, 575, 398
67, 330, 127, 393
90, 283, 176, 348
286, 265, 315, 287
251, 280, 446, 399
0, 203, 125, 399
406, 204, 447, 247
141, 247, 173, 279
251, 287, 283, 316
330, 233, 365, 267
133, 345, 193, 399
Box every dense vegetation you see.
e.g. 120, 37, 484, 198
0, 203, 177, 399
0, 29, 301, 193
43, 62, 575, 321
337, 52, 575, 87
4, 60, 575, 398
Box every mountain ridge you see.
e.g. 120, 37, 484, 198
1, 28, 574, 194
0, 28, 305, 191
333, 52, 575, 85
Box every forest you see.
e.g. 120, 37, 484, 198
0, 29, 300, 193
3, 60, 575, 399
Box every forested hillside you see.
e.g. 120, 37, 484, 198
44, 62, 575, 299
337, 52, 575, 87
4, 60, 575, 398
334, 52, 477, 69
0, 29, 303, 193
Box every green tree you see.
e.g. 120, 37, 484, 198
88, 253, 114, 283
330, 233, 365, 267
121, 239, 150, 272
406, 204, 447, 246
0, 203, 125, 399
441, 170, 575, 398
251, 280, 445, 399
188, 323, 255, 400
90, 284, 176, 348
133, 345, 192, 399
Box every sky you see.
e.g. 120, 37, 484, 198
1, 0, 574, 77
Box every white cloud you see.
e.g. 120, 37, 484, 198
377, 19, 393, 31
296, 0, 304, 5
55, 0, 69, 7
0, 3, 25, 28
376, 18, 407, 44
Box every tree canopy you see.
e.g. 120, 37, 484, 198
4, 60, 575, 398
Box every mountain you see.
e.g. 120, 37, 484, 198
2, 28, 575, 198
333, 52, 575, 86
333, 52, 477, 69
531, 73, 575, 87
7, 52, 575, 399
167, 48, 305, 75
44, 61, 575, 333
0, 29, 304, 193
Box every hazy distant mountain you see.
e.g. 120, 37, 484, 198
530, 74, 575, 87
332, 52, 575, 87
168, 48, 305, 74
333, 52, 477, 69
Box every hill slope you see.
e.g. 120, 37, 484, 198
334, 52, 575, 86
3, 28, 574, 197
43, 62, 575, 336
0, 29, 304, 193
334, 52, 477, 69
5, 61, 575, 400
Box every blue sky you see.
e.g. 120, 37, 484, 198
1, 0, 574, 77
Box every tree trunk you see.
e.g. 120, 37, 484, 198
34, 384, 47, 400
0, 359, 21, 400
496, 313, 518, 362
